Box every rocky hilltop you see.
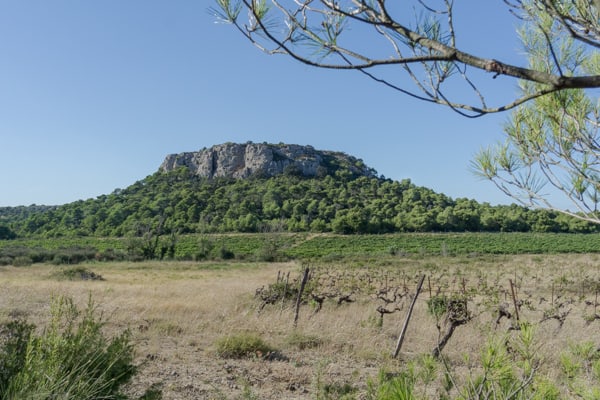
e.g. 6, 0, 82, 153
160, 142, 377, 179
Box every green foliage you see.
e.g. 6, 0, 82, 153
284, 331, 322, 350
194, 236, 214, 260
366, 370, 416, 400
472, 1, 600, 224
137, 384, 163, 400
0, 319, 35, 391
0, 295, 138, 399
285, 232, 600, 259
427, 295, 449, 319
0, 244, 120, 266
255, 237, 285, 262
363, 323, 600, 399
11, 256, 32, 267
559, 340, 600, 398
255, 279, 300, 308
316, 382, 356, 400
458, 323, 546, 399
2, 232, 600, 266
4, 168, 599, 239
51, 266, 104, 281
312, 360, 357, 400
0, 226, 16, 240
218, 246, 235, 260
214, 332, 274, 359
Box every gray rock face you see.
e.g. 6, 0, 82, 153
159, 142, 376, 179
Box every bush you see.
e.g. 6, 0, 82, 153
194, 236, 214, 260
284, 331, 322, 350
95, 248, 127, 262
214, 332, 274, 359
50, 247, 98, 265
0, 295, 138, 399
0, 319, 35, 390
0, 256, 12, 266
218, 246, 235, 260
0, 225, 16, 240
11, 256, 32, 267
366, 370, 415, 400
52, 267, 105, 281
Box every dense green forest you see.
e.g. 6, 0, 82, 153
1, 166, 598, 239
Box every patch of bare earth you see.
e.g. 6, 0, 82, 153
1, 254, 600, 398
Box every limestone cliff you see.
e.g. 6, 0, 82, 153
159, 142, 377, 179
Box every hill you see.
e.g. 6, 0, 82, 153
0, 143, 598, 238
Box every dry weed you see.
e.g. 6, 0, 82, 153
1, 255, 600, 398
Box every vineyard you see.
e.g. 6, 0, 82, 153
239, 253, 600, 398
2, 252, 600, 398
1, 232, 600, 266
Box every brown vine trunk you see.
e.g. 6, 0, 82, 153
432, 319, 468, 358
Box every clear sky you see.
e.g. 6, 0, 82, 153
0, 1, 534, 207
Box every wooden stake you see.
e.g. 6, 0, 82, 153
509, 279, 520, 322
280, 271, 290, 312
428, 276, 432, 298
393, 275, 425, 358
293, 267, 310, 328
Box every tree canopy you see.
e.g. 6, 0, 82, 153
472, 1, 600, 223
210, 0, 600, 117
212, 0, 600, 222
2, 168, 597, 238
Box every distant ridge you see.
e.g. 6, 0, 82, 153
160, 142, 377, 179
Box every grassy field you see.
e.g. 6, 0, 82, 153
2, 253, 600, 399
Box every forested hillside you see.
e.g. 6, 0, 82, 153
1, 166, 597, 238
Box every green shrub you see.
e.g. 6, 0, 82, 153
218, 246, 235, 260
256, 238, 281, 262
96, 248, 127, 262
195, 236, 214, 260
0, 295, 137, 399
51, 266, 104, 281
317, 382, 356, 400
0, 319, 35, 391
50, 246, 98, 265
138, 383, 164, 400
426, 295, 448, 319
214, 332, 273, 359
11, 256, 32, 267
285, 331, 322, 350
366, 370, 415, 400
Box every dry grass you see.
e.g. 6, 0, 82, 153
1, 254, 600, 399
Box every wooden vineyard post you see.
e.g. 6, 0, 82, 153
281, 271, 290, 312
509, 279, 520, 323
393, 274, 426, 358
293, 267, 310, 328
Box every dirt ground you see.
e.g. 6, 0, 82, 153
1, 255, 600, 399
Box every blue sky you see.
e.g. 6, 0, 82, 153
0, 1, 531, 207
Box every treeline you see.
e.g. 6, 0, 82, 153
2, 167, 599, 238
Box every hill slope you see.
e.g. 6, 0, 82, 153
1, 143, 598, 237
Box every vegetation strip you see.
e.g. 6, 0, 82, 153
1, 232, 599, 266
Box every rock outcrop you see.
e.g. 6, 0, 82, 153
160, 142, 377, 179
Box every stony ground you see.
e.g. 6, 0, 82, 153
1, 255, 600, 399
